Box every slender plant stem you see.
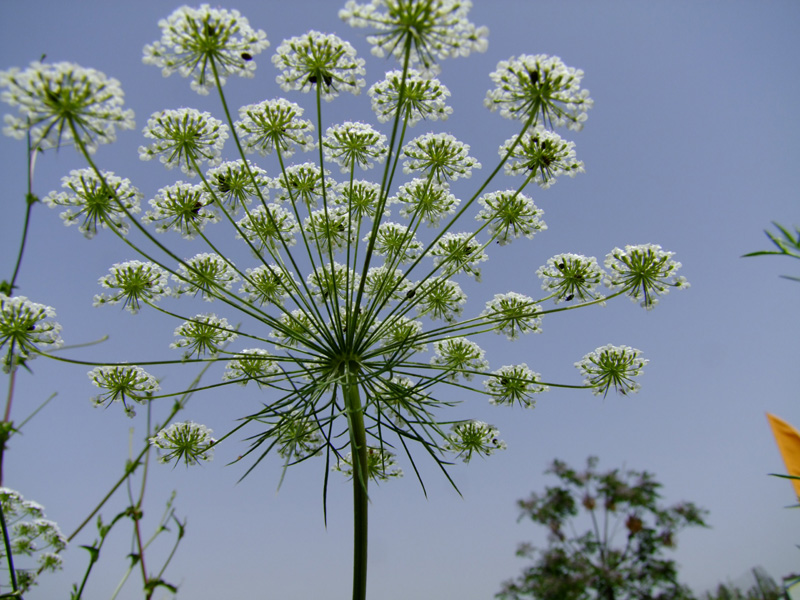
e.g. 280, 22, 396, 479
0, 498, 19, 596
343, 368, 368, 600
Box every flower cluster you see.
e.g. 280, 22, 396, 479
43, 169, 142, 238
0, 295, 62, 371
0, 2, 690, 496
333, 447, 403, 481
0, 61, 135, 151
273, 31, 366, 101
0, 488, 66, 593
537, 253, 605, 304
443, 420, 506, 463
143, 4, 270, 95
604, 244, 689, 310
368, 69, 452, 125
485, 54, 593, 129
575, 344, 648, 397
88, 365, 160, 417
150, 421, 215, 465
94, 260, 171, 313
139, 108, 229, 175
340, 0, 488, 73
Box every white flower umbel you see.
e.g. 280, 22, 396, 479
0, 61, 135, 151
430, 232, 487, 281
139, 108, 228, 176
430, 337, 488, 382
205, 160, 270, 215
484, 364, 547, 408
173, 253, 240, 302
143, 181, 219, 239
369, 222, 423, 264
143, 4, 270, 95
273, 31, 366, 101
500, 127, 583, 189
307, 263, 360, 303
171, 314, 237, 358
363, 266, 414, 303
391, 178, 458, 227
304, 207, 355, 254
537, 253, 605, 304
274, 162, 332, 207
268, 409, 324, 459
88, 365, 160, 417
475, 190, 546, 246
575, 344, 648, 397
0, 295, 62, 371
401, 132, 480, 182
236, 204, 299, 253
43, 169, 142, 239
223, 348, 280, 386
322, 122, 388, 173
340, 0, 488, 73
333, 180, 387, 221
94, 260, 171, 313
604, 244, 689, 310
443, 420, 506, 463
481, 292, 542, 340
368, 69, 452, 125
149, 421, 215, 466
239, 265, 296, 305
235, 98, 315, 157
333, 447, 402, 482
0, 488, 67, 593
485, 54, 593, 130
415, 278, 466, 323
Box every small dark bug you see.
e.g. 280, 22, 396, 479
528, 69, 539, 86
565, 294, 574, 301
241, 52, 253, 61
406, 289, 416, 299
216, 174, 230, 193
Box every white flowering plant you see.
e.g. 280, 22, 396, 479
0, 1, 690, 598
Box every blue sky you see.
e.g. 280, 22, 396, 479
1, 1, 799, 598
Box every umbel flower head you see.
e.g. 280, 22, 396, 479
43, 168, 142, 238
340, 0, 489, 73
0, 61, 135, 152
150, 421, 215, 465
139, 108, 229, 176
604, 244, 689, 310
0, 295, 62, 371
273, 31, 366, 101
143, 181, 219, 239
486, 54, 593, 130
235, 98, 315, 158
94, 260, 171, 313
575, 344, 648, 397
368, 69, 452, 125
0, 488, 67, 593
500, 127, 583, 189
143, 4, 270, 95
88, 365, 160, 417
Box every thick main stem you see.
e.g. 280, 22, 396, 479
343, 367, 368, 600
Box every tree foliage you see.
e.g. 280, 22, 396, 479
497, 456, 709, 600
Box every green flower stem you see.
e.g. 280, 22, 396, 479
343, 368, 368, 600
0, 495, 19, 594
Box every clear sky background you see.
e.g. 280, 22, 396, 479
1, 1, 798, 599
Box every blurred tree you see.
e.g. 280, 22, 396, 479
497, 456, 708, 600
700, 567, 783, 600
